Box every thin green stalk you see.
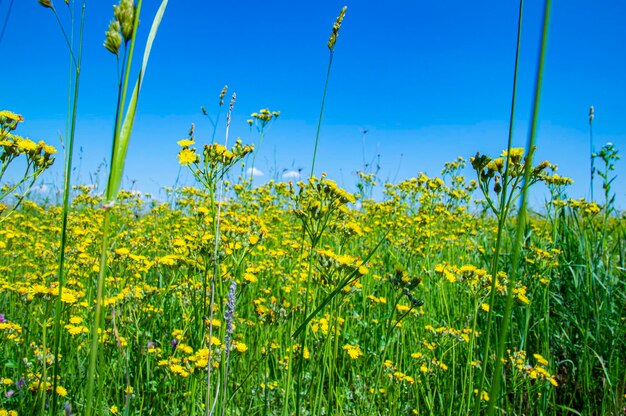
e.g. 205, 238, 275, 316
0, 0, 14, 44
487, 1, 551, 413
85, 209, 112, 416
472, 1, 523, 413
50, 2, 86, 414
589, 106, 595, 202
309, 52, 333, 179
249, 129, 264, 186
206, 100, 234, 414
217, 95, 236, 416
281, 229, 309, 416
205, 274, 217, 416
309, 6, 346, 179
51, 6, 78, 68
294, 245, 317, 416
39, 320, 47, 416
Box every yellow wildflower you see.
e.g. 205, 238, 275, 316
178, 148, 198, 166
177, 138, 194, 147
342, 344, 363, 360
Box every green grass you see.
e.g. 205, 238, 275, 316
0, 161, 624, 415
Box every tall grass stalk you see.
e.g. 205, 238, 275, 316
206, 93, 236, 416
309, 6, 346, 179
40, 1, 87, 414
472, 0, 523, 413
589, 105, 595, 201
85, 1, 168, 414
487, 0, 552, 413
287, 8, 346, 414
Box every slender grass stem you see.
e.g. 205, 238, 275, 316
487, 1, 552, 413
51, 7, 78, 68
472, 1, 523, 413
206, 94, 235, 416
50, 2, 85, 414
309, 52, 333, 179
85, 208, 112, 416
589, 106, 595, 202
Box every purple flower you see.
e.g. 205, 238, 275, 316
147, 341, 156, 349
16, 377, 26, 390
171, 338, 179, 349
5, 390, 14, 398
64, 402, 72, 416
0, 313, 5, 323
223, 280, 237, 354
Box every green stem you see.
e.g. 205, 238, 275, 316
472, 0, 523, 413
51, 6, 78, 68
294, 243, 317, 416
85, 209, 112, 416
249, 129, 264, 187
40, 320, 47, 416
487, 1, 551, 413
50, 3, 85, 414
310, 52, 334, 179
589, 114, 594, 202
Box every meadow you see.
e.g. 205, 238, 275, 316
1, 1, 625, 415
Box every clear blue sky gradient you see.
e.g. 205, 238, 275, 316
2, 1, 625, 206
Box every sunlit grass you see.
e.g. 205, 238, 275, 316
1, 152, 624, 415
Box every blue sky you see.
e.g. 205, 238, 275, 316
2, 0, 625, 206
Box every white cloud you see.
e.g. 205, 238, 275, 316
246, 167, 264, 177
282, 170, 301, 179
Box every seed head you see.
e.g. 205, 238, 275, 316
38, 0, 53, 9
229, 92, 236, 112
219, 85, 228, 106
113, 0, 135, 42
104, 19, 122, 55
328, 6, 347, 52
589, 105, 594, 123
223, 280, 237, 353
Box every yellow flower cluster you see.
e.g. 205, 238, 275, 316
508, 350, 559, 387
342, 343, 363, 360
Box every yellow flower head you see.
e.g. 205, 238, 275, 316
342, 344, 363, 360
0, 110, 24, 123
177, 138, 194, 147
178, 148, 198, 166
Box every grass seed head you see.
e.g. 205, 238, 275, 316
104, 19, 122, 55
38, 0, 53, 9
113, 0, 136, 42
328, 6, 347, 52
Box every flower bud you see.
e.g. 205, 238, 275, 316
38, 0, 53, 9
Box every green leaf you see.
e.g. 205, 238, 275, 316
107, 0, 169, 201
